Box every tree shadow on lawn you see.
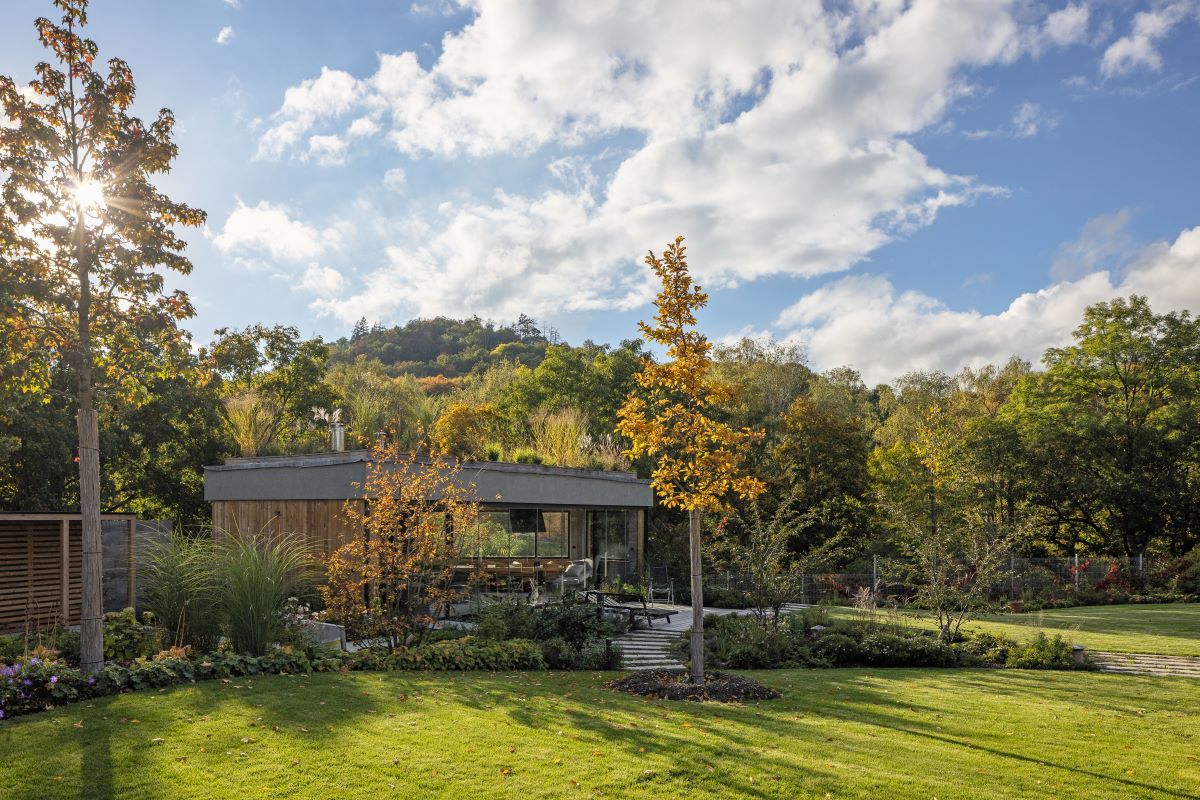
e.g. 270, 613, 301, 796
2, 671, 389, 800
460, 667, 1198, 799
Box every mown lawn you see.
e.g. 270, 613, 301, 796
2, 668, 1198, 799
827, 603, 1200, 656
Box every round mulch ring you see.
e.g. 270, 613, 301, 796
609, 670, 781, 702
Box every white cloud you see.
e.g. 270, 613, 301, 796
1050, 209, 1137, 280
277, 0, 1048, 324
209, 200, 341, 264
215, 25, 234, 45
224, 0, 240, 8
306, 134, 347, 166
1011, 101, 1055, 137
775, 224, 1200, 384
382, 168, 407, 191
1101, 2, 1197, 77
1042, 3, 1091, 47
256, 68, 362, 159
965, 100, 1057, 139
296, 264, 346, 295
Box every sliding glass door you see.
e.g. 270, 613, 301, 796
588, 510, 637, 586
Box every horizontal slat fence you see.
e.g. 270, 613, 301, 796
0, 515, 147, 635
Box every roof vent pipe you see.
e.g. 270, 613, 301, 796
330, 421, 345, 452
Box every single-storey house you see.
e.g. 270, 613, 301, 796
203, 450, 654, 590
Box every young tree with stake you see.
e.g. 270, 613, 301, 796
0, 0, 205, 671
618, 236, 764, 685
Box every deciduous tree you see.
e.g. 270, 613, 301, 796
617, 236, 764, 685
1, 0, 205, 670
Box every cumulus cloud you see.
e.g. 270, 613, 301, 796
276, 0, 1070, 325
1101, 2, 1197, 77
215, 26, 234, 45
1042, 3, 1091, 47
775, 224, 1200, 384
296, 264, 346, 295
382, 167, 407, 191
256, 67, 362, 159
209, 200, 342, 264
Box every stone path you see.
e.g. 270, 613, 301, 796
1089, 651, 1200, 678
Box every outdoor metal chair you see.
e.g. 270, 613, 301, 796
558, 558, 593, 593
648, 564, 674, 605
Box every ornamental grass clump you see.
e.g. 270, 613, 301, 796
217, 530, 317, 657
142, 533, 223, 651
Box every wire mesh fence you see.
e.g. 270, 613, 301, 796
704, 554, 1157, 606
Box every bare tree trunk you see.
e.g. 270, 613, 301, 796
74, 192, 104, 672
77, 404, 103, 672
688, 507, 704, 686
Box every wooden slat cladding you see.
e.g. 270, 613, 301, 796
210, 500, 363, 559
0, 520, 82, 634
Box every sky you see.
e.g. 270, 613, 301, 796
2, 0, 1199, 384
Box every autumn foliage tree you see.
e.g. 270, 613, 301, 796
320, 437, 482, 649
1, 0, 204, 671
617, 236, 764, 684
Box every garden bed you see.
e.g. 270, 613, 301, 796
610, 670, 780, 702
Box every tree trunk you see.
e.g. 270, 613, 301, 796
688, 507, 704, 686
77, 404, 103, 672
74, 199, 104, 673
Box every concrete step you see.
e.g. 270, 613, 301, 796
1089, 651, 1200, 677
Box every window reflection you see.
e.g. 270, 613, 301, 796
464, 509, 569, 558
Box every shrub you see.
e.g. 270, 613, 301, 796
858, 633, 958, 667
1006, 633, 1080, 670
476, 594, 625, 669
953, 631, 1015, 665
0, 657, 86, 719
103, 609, 161, 662
511, 448, 543, 465
811, 632, 864, 666
218, 530, 317, 656
352, 637, 546, 671
0, 629, 80, 667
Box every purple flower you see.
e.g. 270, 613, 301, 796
87, 676, 96, 686
0, 709, 5, 719
22, 678, 32, 687
49, 676, 59, 685
29, 657, 39, 666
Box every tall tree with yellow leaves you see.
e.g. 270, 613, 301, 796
618, 236, 764, 685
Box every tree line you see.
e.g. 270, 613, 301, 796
3, 295, 1197, 560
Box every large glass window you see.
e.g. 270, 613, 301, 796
467, 509, 569, 558
589, 510, 637, 584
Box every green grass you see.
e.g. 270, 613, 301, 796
827, 603, 1200, 656
3, 669, 1199, 799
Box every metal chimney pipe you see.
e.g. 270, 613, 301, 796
330, 421, 345, 452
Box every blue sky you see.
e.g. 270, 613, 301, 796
3, 0, 1198, 383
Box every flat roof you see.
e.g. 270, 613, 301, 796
204, 450, 653, 508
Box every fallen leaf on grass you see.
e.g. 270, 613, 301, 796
72, 721, 83, 729
150, 738, 165, 745
500, 768, 512, 777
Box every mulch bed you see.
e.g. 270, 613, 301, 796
609, 670, 781, 702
